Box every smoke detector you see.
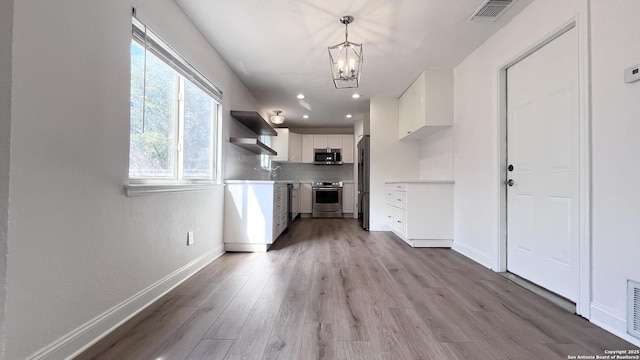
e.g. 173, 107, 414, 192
467, 0, 516, 23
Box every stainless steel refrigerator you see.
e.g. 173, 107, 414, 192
357, 135, 370, 230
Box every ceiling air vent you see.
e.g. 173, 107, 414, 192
467, 0, 516, 23
629, 280, 640, 339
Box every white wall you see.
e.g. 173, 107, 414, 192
454, 0, 640, 345
0, 0, 13, 357
452, 0, 587, 268
5, 0, 261, 359
590, 0, 640, 342
369, 98, 420, 231
419, 128, 453, 180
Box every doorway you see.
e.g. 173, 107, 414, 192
504, 24, 582, 304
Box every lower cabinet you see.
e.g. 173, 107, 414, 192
385, 182, 453, 247
300, 183, 312, 214
224, 182, 288, 252
291, 185, 300, 219
342, 183, 355, 215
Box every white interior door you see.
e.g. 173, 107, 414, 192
506, 27, 579, 302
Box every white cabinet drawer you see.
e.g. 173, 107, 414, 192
385, 185, 396, 204
385, 205, 395, 227
394, 210, 407, 235
389, 183, 406, 192
391, 191, 406, 209
386, 205, 407, 235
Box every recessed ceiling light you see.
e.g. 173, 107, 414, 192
352, 93, 361, 99
346, 114, 353, 119
296, 93, 305, 99
303, 114, 309, 119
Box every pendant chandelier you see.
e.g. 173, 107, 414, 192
328, 15, 363, 89
270, 110, 284, 125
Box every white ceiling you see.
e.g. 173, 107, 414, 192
175, 0, 533, 128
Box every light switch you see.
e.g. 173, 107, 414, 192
624, 63, 640, 83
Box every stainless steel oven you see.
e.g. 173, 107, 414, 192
312, 181, 343, 218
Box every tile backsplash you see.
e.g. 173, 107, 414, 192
223, 140, 354, 182
224, 141, 271, 180
273, 162, 354, 182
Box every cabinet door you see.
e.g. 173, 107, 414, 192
271, 128, 290, 162
327, 134, 342, 149
313, 134, 328, 149
300, 183, 313, 213
398, 72, 425, 139
291, 187, 300, 216
302, 134, 314, 163
342, 183, 355, 213
341, 134, 354, 163
289, 132, 302, 163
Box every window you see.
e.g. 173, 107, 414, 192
129, 18, 222, 182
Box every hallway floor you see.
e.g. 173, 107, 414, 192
78, 218, 637, 359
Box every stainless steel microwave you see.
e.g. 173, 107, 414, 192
314, 149, 342, 165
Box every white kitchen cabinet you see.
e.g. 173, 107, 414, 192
290, 133, 302, 162
302, 134, 314, 163
385, 181, 453, 247
224, 182, 288, 252
327, 134, 342, 149
313, 134, 327, 149
313, 134, 342, 150
342, 183, 355, 214
302, 133, 353, 162
300, 183, 313, 213
291, 185, 300, 219
398, 70, 453, 140
341, 134, 354, 163
271, 129, 302, 163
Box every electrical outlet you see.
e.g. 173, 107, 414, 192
187, 231, 194, 246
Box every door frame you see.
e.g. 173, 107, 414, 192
496, 17, 592, 317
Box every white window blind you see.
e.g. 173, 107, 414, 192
132, 17, 223, 103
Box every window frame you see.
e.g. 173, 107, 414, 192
127, 17, 223, 192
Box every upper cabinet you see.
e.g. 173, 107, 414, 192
302, 134, 314, 163
313, 134, 342, 150
283, 132, 354, 164
341, 134, 354, 163
327, 135, 343, 149
398, 70, 453, 140
271, 129, 301, 162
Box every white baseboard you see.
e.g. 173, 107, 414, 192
224, 243, 270, 252
29, 247, 224, 360
590, 301, 640, 347
412, 239, 453, 248
452, 241, 493, 269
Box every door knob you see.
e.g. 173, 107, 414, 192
506, 179, 514, 186
508, 164, 514, 171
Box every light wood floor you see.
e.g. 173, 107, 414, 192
78, 218, 637, 359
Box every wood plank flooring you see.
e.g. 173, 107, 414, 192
77, 218, 638, 360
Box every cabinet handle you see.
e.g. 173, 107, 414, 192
407, 131, 411, 134
397, 199, 402, 201
397, 220, 402, 223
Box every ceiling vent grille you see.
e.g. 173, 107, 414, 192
629, 280, 640, 339
467, 0, 516, 23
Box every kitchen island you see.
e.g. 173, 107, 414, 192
224, 180, 294, 252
